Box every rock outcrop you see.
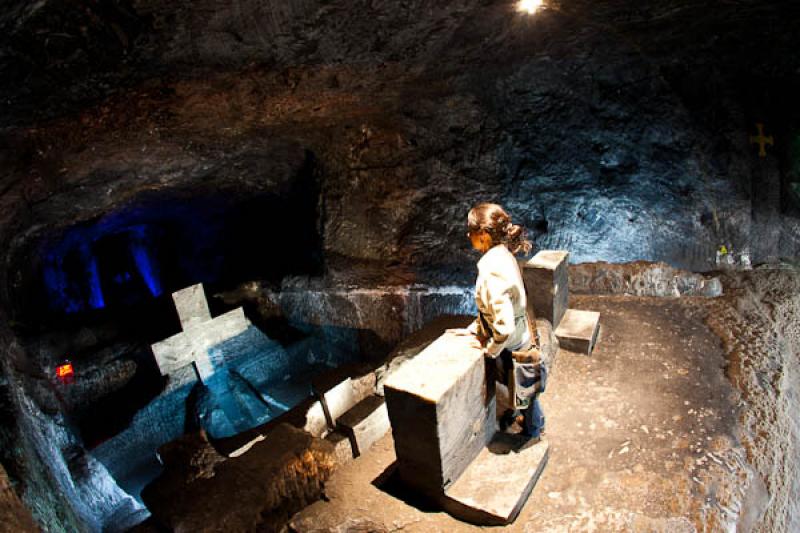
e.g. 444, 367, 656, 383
569, 261, 723, 298
0, 323, 148, 533
142, 424, 336, 532
704, 269, 800, 532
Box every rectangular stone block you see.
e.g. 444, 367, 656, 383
336, 395, 390, 457
152, 331, 195, 377
522, 250, 569, 328
555, 309, 600, 355
443, 435, 549, 525
173, 284, 212, 329
384, 333, 495, 493
190, 307, 249, 341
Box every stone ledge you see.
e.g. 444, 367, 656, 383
337, 395, 390, 457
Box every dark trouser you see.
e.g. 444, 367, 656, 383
497, 349, 547, 438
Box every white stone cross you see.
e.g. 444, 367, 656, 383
151, 283, 249, 382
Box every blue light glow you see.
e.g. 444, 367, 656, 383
130, 226, 163, 297
86, 251, 105, 310
43, 262, 84, 313
40, 196, 230, 314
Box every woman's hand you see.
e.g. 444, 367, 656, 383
445, 328, 474, 336
482, 348, 501, 359
445, 329, 483, 350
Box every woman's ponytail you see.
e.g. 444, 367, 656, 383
506, 223, 533, 255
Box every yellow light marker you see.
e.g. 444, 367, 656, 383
518, 0, 544, 14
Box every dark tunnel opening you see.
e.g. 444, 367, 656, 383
18, 193, 323, 327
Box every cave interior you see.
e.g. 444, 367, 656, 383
0, 0, 799, 531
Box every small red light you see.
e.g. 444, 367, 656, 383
56, 362, 74, 384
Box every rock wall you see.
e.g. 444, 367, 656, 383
569, 261, 723, 297
0, 1, 798, 290
217, 281, 475, 356
0, 321, 146, 532
217, 261, 728, 358
0, 463, 38, 533
704, 269, 800, 532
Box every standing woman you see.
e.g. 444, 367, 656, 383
460, 203, 545, 439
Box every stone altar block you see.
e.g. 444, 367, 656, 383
522, 250, 569, 328
151, 284, 249, 382
384, 331, 549, 525
384, 332, 496, 493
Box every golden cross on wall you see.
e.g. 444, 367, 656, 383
749, 123, 774, 158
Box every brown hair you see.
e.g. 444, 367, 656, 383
467, 203, 533, 255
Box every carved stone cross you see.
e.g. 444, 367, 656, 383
151, 284, 249, 382
750, 123, 774, 158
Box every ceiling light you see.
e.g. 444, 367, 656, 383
518, 0, 543, 14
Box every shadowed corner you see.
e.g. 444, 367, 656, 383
487, 431, 542, 455
371, 461, 441, 514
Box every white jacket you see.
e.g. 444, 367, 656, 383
467, 244, 531, 356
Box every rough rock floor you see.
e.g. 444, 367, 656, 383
290, 295, 753, 532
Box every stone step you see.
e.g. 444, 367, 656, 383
555, 309, 600, 355
336, 395, 390, 458
305, 368, 376, 438
443, 433, 549, 525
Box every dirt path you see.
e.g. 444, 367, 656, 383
290, 295, 754, 532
